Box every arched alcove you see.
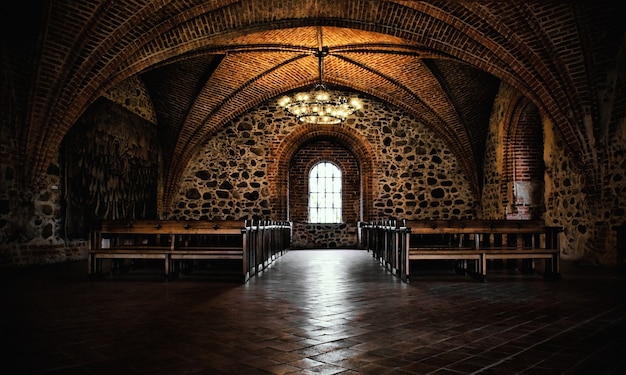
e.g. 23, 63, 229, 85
271, 123, 377, 222
504, 99, 544, 219
270, 123, 377, 248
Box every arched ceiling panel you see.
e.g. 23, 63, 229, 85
5, 0, 621, 201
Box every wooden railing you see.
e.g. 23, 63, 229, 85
88, 220, 291, 282
360, 219, 562, 282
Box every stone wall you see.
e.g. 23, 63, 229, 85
0, 77, 157, 268
0, 88, 623, 264
3, 84, 622, 265
103, 75, 157, 125
543, 118, 596, 261
482, 82, 626, 265
363, 102, 476, 221
172, 93, 476, 247
544, 116, 626, 264
169, 113, 273, 220
480, 83, 508, 219
0, 152, 86, 267
293, 223, 357, 249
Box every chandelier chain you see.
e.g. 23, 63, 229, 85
278, 28, 361, 125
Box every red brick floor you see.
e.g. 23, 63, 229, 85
1, 249, 625, 374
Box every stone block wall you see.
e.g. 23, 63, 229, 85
0, 76, 157, 268
170, 116, 273, 220
1, 83, 624, 264
543, 117, 596, 261
544, 116, 626, 264
481, 83, 508, 219
0, 152, 86, 267
365, 112, 476, 221
482, 82, 626, 265
606, 118, 626, 229
172, 93, 476, 248
102, 75, 157, 125
293, 223, 357, 249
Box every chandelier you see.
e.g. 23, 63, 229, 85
279, 45, 361, 125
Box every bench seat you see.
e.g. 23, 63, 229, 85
89, 220, 291, 282
360, 219, 562, 282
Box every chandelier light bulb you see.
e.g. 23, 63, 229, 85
279, 85, 361, 125
278, 96, 291, 107
278, 42, 361, 124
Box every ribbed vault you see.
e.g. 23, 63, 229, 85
3, 0, 622, 210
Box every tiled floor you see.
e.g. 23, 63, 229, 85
2, 249, 625, 374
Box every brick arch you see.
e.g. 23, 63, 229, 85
270, 123, 377, 221
290, 149, 358, 224
503, 97, 544, 219
26, 0, 597, 202
161, 50, 486, 210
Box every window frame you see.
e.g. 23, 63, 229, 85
308, 161, 342, 224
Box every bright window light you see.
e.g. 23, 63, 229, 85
309, 162, 342, 223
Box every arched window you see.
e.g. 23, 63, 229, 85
309, 162, 342, 223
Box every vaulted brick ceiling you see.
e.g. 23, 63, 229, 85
141, 26, 500, 199
3, 0, 623, 207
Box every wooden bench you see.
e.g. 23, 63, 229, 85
168, 220, 249, 279
88, 220, 291, 282
360, 219, 562, 282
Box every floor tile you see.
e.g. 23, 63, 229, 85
1, 249, 625, 374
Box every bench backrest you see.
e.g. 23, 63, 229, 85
99, 220, 246, 235
402, 219, 546, 234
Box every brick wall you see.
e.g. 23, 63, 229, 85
289, 140, 360, 247
289, 140, 360, 224
483, 84, 544, 220
504, 99, 544, 219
